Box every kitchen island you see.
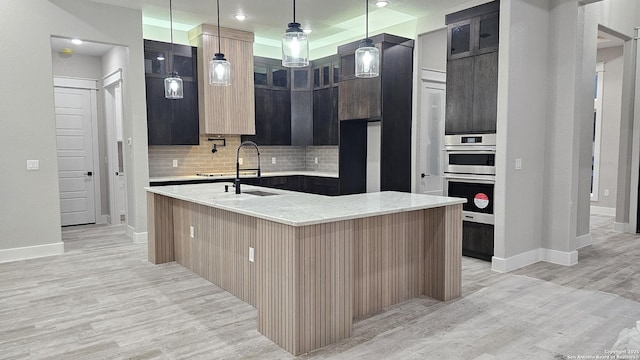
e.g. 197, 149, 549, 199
146, 183, 465, 355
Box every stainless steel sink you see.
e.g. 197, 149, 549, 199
242, 190, 278, 197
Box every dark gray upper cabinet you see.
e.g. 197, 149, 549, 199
445, 1, 499, 135
313, 87, 339, 145
144, 40, 199, 145
243, 57, 292, 146
446, 1, 499, 60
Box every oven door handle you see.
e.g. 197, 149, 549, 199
462, 211, 494, 225
443, 174, 496, 183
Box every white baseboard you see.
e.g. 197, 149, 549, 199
126, 225, 134, 238
0, 242, 64, 264
133, 231, 148, 244
576, 233, 592, 249
98, 215, 110, 225
590, 206, 616, 216
492, 247, 579, 273
613, 222, 629, 233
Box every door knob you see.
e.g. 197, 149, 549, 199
85, 171, 93, 176
421, 173, 427, 178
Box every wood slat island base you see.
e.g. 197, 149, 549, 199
147, 185, 464, 355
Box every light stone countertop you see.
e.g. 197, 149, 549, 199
150, 171, 339, 183
146, 182, 466, 227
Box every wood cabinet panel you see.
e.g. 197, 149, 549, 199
338, 77, 381, 120
445, 57, 474, 135
472, 52, 498, 133
189, 25, 255, 135
313, 87, 339, 145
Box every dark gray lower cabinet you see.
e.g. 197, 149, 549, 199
146, 77, 199, 145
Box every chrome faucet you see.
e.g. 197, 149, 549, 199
235, 141, 261, 194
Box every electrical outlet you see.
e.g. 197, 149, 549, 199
515, 158, 522, 170
239, 157, 243, 165
26, 160, 39, 170
604, 189, 610, 197
314, 157, 318, 164
271, 157, 276, 164
190, 226, 194, 238
172, 159, 178, 167
249, 247, 255, 263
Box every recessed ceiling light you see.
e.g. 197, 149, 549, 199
235, 14, 247, 21
303, 28, 312, 34
71, 38, 83, 45
376, 1, 389, 7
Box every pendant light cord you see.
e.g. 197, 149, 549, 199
217, 0, 222, 53
293, 0, 296, 23
169, 0, 174, 73
365, 0, 369, 39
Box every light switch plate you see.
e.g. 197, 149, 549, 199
515, 158, 522, 170
172, 159, 178, 168
249, 247, 255, 263
26, 160, 39, 170
190, 226, 194, 238
239, 158, 243, 165
314, 157, 318, 164
271, 157, 276, 164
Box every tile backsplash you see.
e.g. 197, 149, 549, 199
148, 135, 338, 177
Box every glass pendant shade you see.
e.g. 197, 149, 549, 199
164, 72, 184, 99
209, 53, 231, 86
355, 39, 380, 78
282, 23, 309, 67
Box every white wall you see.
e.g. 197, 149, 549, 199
594, 46, 624, 209
51, 51, 110, 218
494, 0, 550, 263
0, 0, 149, 256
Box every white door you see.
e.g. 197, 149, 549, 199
54, 86, 97, 226
417, 69, 446, 195
104, 70, 127, 224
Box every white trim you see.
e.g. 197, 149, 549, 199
126, 224, 134, 238
99, 215, 110, 224
591, 63, 605, 202
491, 248, 579, 273
421, 68, 447, 83
576, 233, 592, 249
53, 76, 98, 90
133, 231, 148, 244
491, 249, 539, 273
542, 248, 578, 266
103, 68, 122, 88
590, 205, 616, 216
614, 221, 628, 232
0, 242, 64, 264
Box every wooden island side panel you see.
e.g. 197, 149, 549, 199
256, 219, 353, 355
172, 198, 257, 306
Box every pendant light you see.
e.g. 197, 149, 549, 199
355, 0, 379, 78
281, 0, 309, 67
209, 0, 231, 86
164, 0, 184, 99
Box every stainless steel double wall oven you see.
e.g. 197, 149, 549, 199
443, 134, 495, 261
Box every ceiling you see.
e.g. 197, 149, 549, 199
51, 36, 115, 57
56, 1, 627, 57
87, 0, 461, 48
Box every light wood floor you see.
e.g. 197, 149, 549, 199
1, 215, 639, 359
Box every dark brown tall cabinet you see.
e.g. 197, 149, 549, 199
445, 1, 499, 135
312, 55, 339, 146
337, 34, 414, 194
144, 40, 199, 145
